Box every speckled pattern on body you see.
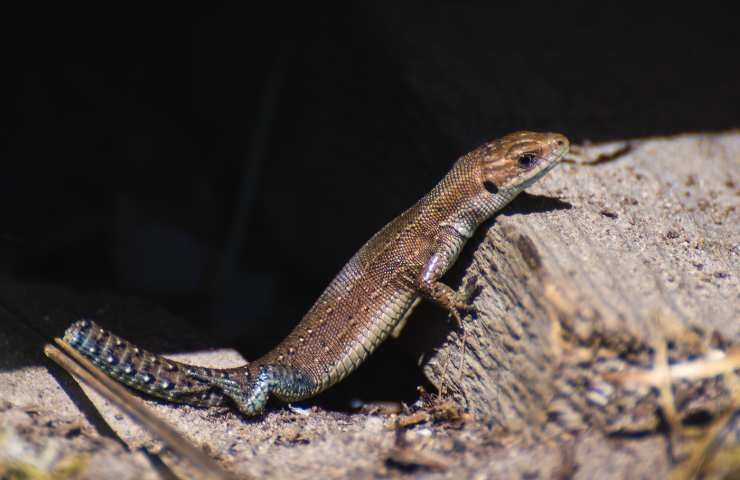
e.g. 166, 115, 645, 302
64, 131, 569, 416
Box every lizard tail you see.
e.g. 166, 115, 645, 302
63, 319, 230, 407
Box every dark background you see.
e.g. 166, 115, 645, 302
2, 3, 738, 406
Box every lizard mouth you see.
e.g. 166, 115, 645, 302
520, 157, 561, 189
528, 142, 568, 184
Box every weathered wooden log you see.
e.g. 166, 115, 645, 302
424, 132, 739, 437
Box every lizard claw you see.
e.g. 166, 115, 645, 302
448, 297, 473, 328
288, 404, 311, 416
453, 292, 474, 311
453, 299, 473, 313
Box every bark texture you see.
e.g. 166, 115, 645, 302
425, 132, 739, 439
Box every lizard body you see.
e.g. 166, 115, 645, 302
64, 131, 569, 416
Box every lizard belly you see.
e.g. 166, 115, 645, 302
320, 289, 418, 392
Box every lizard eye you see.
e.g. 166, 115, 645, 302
517, 153, 538, 169
483, 180, 498, 194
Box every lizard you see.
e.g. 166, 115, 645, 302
63, 131, 569, 417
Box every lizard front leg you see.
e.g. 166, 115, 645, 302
417, 226, 472, 326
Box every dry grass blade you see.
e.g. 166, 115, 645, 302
670, 407, 739, 480
670, 369, 740, 480
609, 348, 740, 387
45, 339, 240, 480
608, 341, 740, 480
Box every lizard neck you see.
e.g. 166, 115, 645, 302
428, 160, 518, 238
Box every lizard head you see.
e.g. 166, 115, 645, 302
474, 131, 569, 195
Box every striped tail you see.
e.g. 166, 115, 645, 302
63, 319, 229, 407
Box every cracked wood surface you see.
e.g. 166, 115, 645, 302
425, 132, 739, 439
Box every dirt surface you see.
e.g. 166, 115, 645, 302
1, 132, 739, 479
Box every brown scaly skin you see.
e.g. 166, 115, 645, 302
64, 131, 569, 416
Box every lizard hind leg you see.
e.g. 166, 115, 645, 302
187, 364, 317, 417
186, 367, 269, 417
